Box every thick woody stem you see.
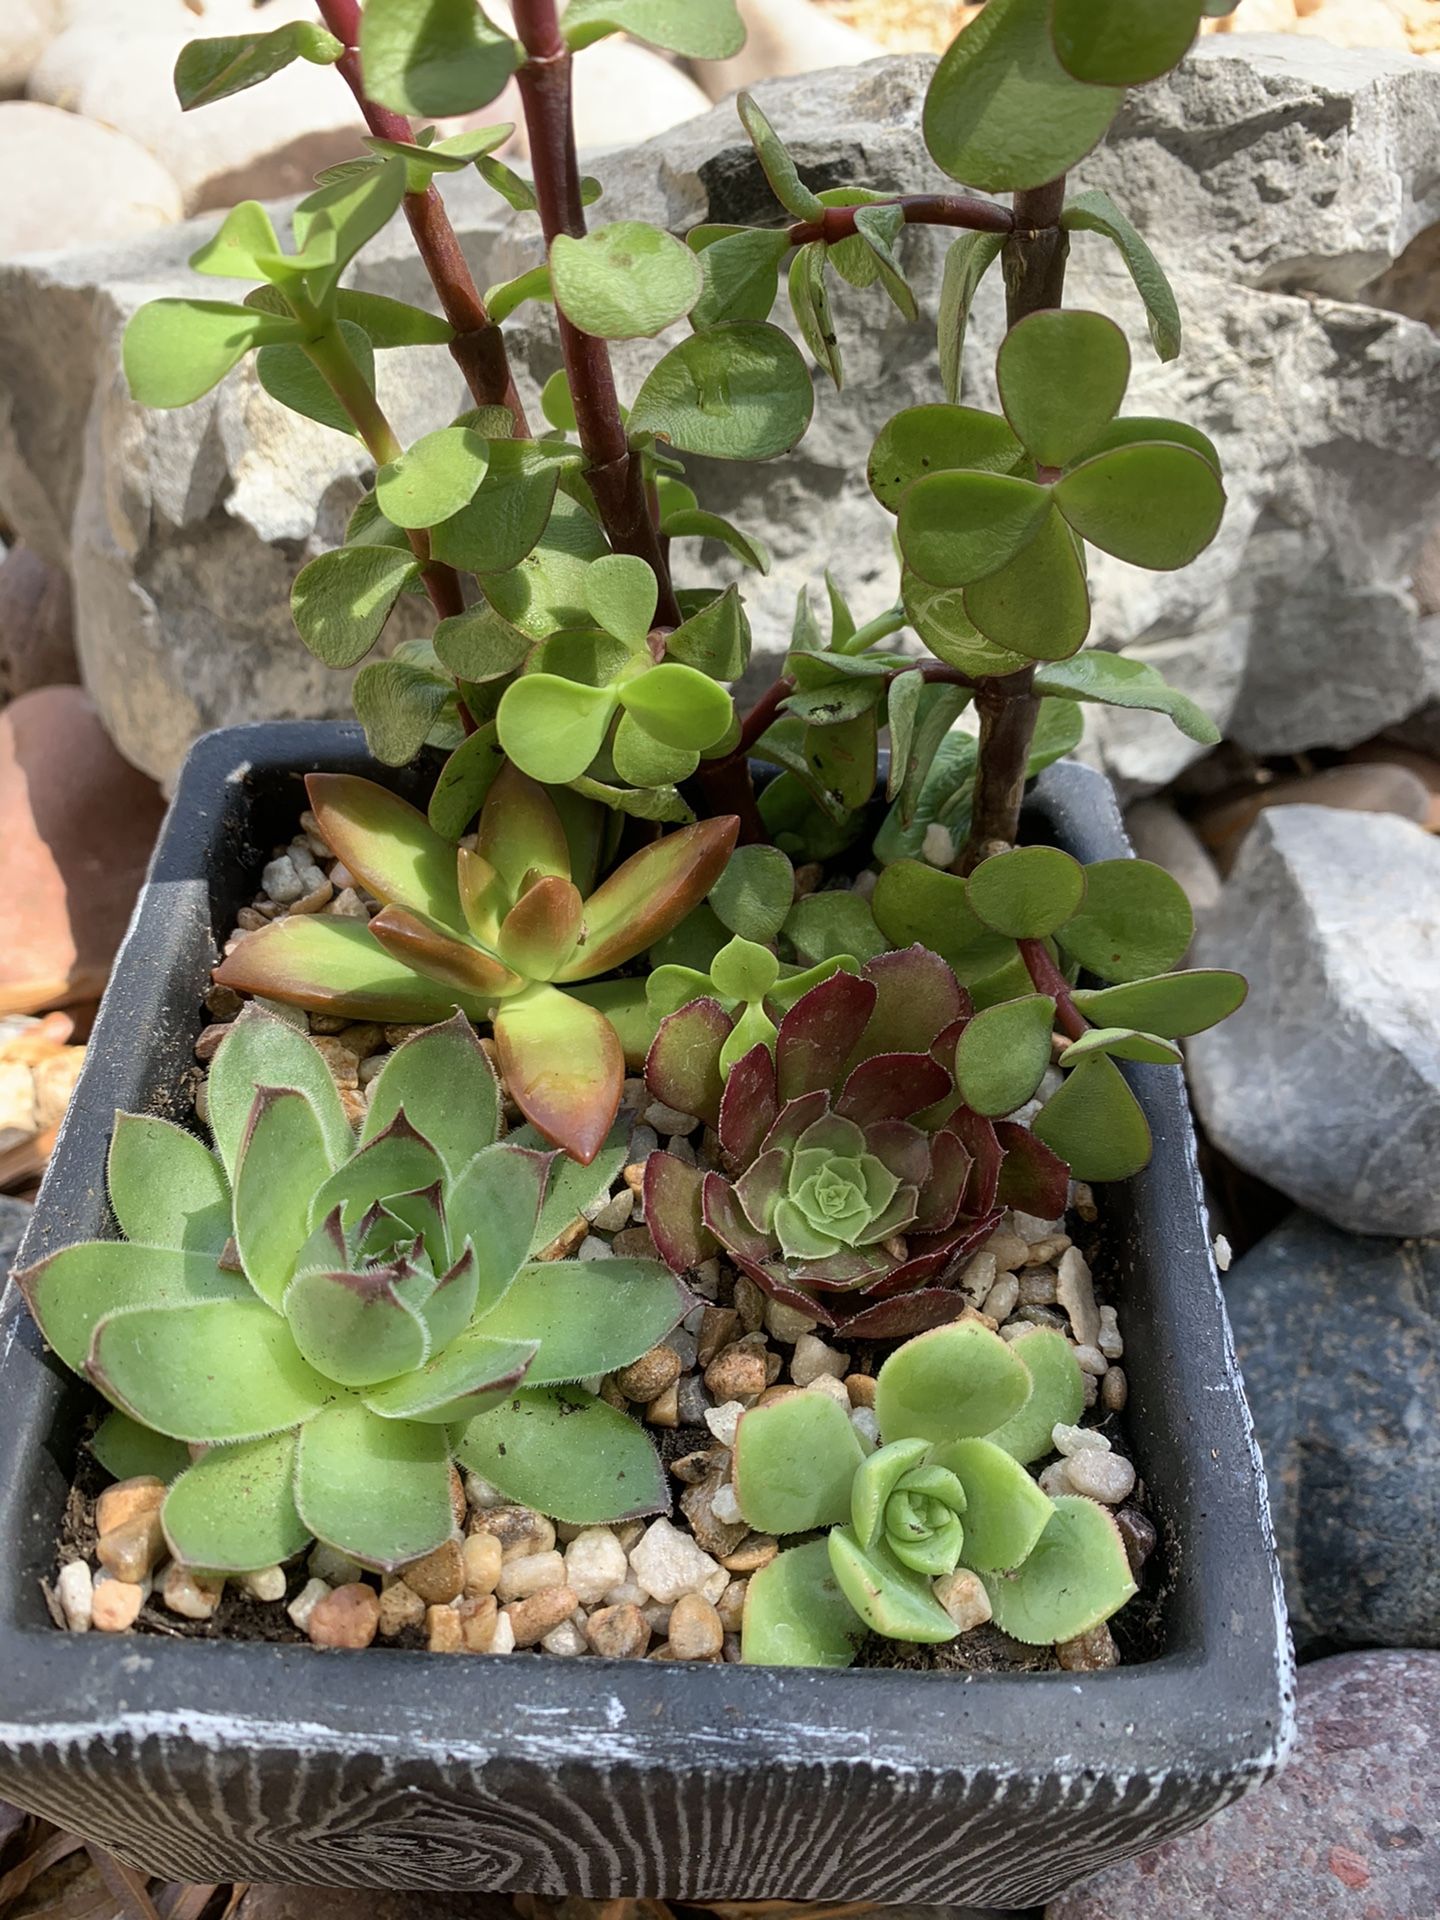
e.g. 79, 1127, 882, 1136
786, 193, 1015, 247
315, 0, 530, 433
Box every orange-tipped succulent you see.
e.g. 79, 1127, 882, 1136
216, 766, 738, 1163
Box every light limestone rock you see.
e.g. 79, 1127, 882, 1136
0, 101, 181, 255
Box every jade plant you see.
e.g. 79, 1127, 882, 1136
736, 1320, 1137, 1666
17, 1012, 689, 1571
214, 766, 736, 1162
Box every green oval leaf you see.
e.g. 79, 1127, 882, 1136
871, 861, 1016, 984
174, 22, 342, 111
742, 1539, 864, 1667
352, 658, 452, 768
737, 91, 825, 221
1054, 857, 1193, 981
563, 0, 745, 58
967, 845, 1086, 939
876, 1320, 1033, 1445
1059, 1025, 1183, 1067
937, 231, 1005, 403
1032, 649, 1220, 746
1031, 1051, 1152, 1181
585, 552, 660, 646
953, 992, 1056, 1116
123, 300, 300, 409
710, 844, 795, 944
997, 309, 1130, 469
981, 1495, 1137, 1644
107, 1115, 230, 1256
497, 674, 617, 783
291, 544, 418, 668
1054, 441, 1225, 571
869, 404, 1026, 514
619, 662, 735, 751
162, 1431, 310, 1573
1071, 968, 1247, 1037
375, 426, 490, 530
294, 1399, 453, 1570
455, 1385, 669, 1525
984, 1324, 1085, 1465
1060, 189, 1183, 362
963, 506, 1091, 660
690, 226, 790, 329
552, 222, 702, 340
629, 323, 815, 461
899, 469, 1050, 589
789, 241, 842, 390
360, 0, 517, 116
734, 1393, 866, 1536
1051, 0, 1202, 87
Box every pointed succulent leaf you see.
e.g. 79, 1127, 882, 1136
496, 876, 585, 979
1055, 858, 1193, 981
122, 300, 303, 409
1071, 969, 1246, 1037
848, 947, 971, 1067
628, 323, 815, 462
107, 1114, 230, 1256
162, 1430, 310, 1573
993, 1122, 1071, 1220
90, 1411, 190, 1487
827, 1527, 958, 1642
775, 969, 877, 1103
361, 1013, 502, 1172
875, 1320, 1031, 1445
923, 0, 1121, 194
937, 232, 1005, 402
968, 846, 1086, 939
1060, 1026, 1183, 1068
953, 994, 1055, 1118
1033, 1053, 1152, 1182
833, 1053, 952, 1129
90, 1298, 331, 1443
477, 764, 573, 897
492, 984, 623, 1165
1054, 441, 1225, 571
1060, 190, 1182, 361
1051, 0, 1201, 87
981, 1495, 1137, 1644
416, 1246, 480, 1351
445, 1142, 552, 1314
308, 1114, 443, 1235
470, 1258, 688, 1385
554, 816, 739, 982
930, 1435, 1053, 1571
235, 1087, 337, 1307
362, 1326, 536, 1425
734, 1392, 866, 1536
366, 908, 520, 1001
803, 705, 877, 813
1033, 650, 1220, 746
360, 0, 516, 117
646, 997, 731, 1127
515, 1117, 628, 1256
208, 1007, 354, 1185
294, 1398, 453, 1571
964, 505, 1091, 660
306, 773, 463, 927
281, 1260, 431, 1388
997, 310, 1129, 468
741, 1538, 864, 1668
645, 1151, 718, 1274
18, 1245, 250, 1375
984, 1326, 1085, 1465
868, 404, 1025, 514
898, 470, 1049, 590
456, 1385, 669, 1524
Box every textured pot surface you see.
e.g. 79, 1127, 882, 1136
0, 722, 1295, 1907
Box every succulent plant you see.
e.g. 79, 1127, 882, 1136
735, 1320, 1136, 1665
213, 767, 737, 1162
17, 1011, 688, 1572
641, 947, 1068, 1337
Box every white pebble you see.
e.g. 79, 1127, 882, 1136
602, 1576, 650, 1610
1073, 1343, 1109, 1377
487, 1611, 516, 1654
287, 1577, 331, 1631
1012, 1209, 1063, 1241
851, 868, 878, 900
791, 1333, 849, 1385
308, 1542, 363, 1587
238, 1565, 287, 1603
1056, 1246, 1101, 1348
540, 1618, 589, 1657
577, 1235, 614, 1261
922, 823, 955, 868
262, 854, 305, 904
1097, 1304, 1124, 1359
849, 1406, 880, 1450
496, 1551, 566, 1602
465, 1471, 507, 1509
161, 1563, 224, 1621
1213, 1234, 1233, 1272
1053, 1422, 1111, 1457
711, 1483, 743, 1526
57, 1560, 93, 1632
983, 1273, 1019, 1323
1038, 1460, 1074, 1497
704, 1400, 745, 1447
805, 1374, 851, 1408
1064, 1450, 1137, 1506
932, 1568, 992, 1632
588, 1189, 633, 1232
564, 1528, 629, 1606
629, 1516, 722, 1605
960, 1249, 997, 1306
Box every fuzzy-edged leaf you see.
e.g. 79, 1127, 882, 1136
938, 232, 1005, 402
443, 1144, 549, 1316
123, 300, 302, 409
899, 469, 1049, 589
492, 983, 623, 1165
827, 1528, 958, 1642
1072, 969, 1247, 1037
1033, 1052, 1152, 1182
214, 916, 492, 1025
871, 862, 1016, 985
556, 816, 739, 981
107, 1114, 230, 1256
993, 1121, 1071, 1220
953, 993, 1054, 1117
875, 1319, 1031, 1445
923, 0, 1121, 194
292, 543, 418, 670
361, 0, 517, 116
1054, 441, 1225, 571
552, 222, 702, 339
690, 225, 790, 329
17, 1246, 250, 1376
175, 22, 343, 109
89, 1412, 191, 1488
472, 1257, 688, 1385
968, 845, 1086, 939
644, 1150, 718, 1274
985, 1324, 1084, 1464
207, 1005, 352, 1182
162, 1430, 310, 1573
998, 309, 1129, 469
869, 405, 1025, 517
283, 1263, 431, 1388
964, 506, 1090, 661
646, 997, 731, 1128
931, 1435, 1052, 1572
742, 1538, 864, 1668
734, 1392, 866, 1536
307, 772, 463, 925
457, 1386, 669, 1524
363, 1327, 535, 1425
736, 91, 824, 221
1033, 650, 1219, 746
1051, 0, 1202, 87
233, 1087, 335, 1308
294, 1398, 453, 1570
90, 1298, 330, 1443
362, 1014, 501, 1171
520, 1117, 629, 1256
774, 969, 877, 1103
1061, 189, 1181, 361
981, 1495, 1137, 1644
629, 323, 814, 462
789, 242, 841, 389
432, 606, 534, 684
1055, 858, 1193, 981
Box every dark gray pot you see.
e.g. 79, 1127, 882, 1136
0, 723, 1294, 1908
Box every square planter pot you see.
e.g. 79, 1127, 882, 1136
0, 721, 1294, 1910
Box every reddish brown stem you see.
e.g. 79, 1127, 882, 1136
1018, 938, 1088, 1043
787, 193, 1016, 248
511, 0, 682, 626
315, 0, 530, 433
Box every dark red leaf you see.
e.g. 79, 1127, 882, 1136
775, 969, 877, 1103
758, 1088, 830, 1158
644, 1152, 717, 1273
834, 1051, 951, 1126
717, 1041, 779, 1165
995, 1121, 1071, 1220
860, 1117, 931, 1187
909, 1123, 973, 1234
833, 1287, 972, 1339
948, 1105, 1002, 1216
848, 945, 969, 1066
645, 996, 732, 1127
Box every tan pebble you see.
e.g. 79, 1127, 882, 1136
790, 1333, 848, 1385
984, 1229, 1029, 1272
932, 1568, 992, 1632
720, 1534, 778, 1574
1056, 1246, 1101, 1349
733, 1273, 766, 1332
505, 1584, 580, 1647
670, 1448, 719, 1485
286, 1576, 331, 1631
497, 1550, 567, 1602
339, 1087, 368, 1127
462, 1531, 504, 1597
614, 1344, 682, 1404
1102, 1365, 1128, 1412
612, 1224, 658, 1260
402, 1537, 465, 1606
983, 1273, 1019, 1323
161, 1564, 224, 1621
586, 1602, 651, 1659
472, 1506, 555, 1557
705, 1343, 767, 1401
715, 1578, 747, 1631
377, 1580, 426, 1637
696, 1305, 741, 1369
426, 1603, 464, 1652
95, 1476, 165, 1537
336, 1022, 385, 1058
755, 1384, 802, 1408
666, 1592, 724, 1659
1057, 1622, 1119, 1671
540, 1618, 589, 1656
91, 1577, 144, 1633
448, 1463, 467, 1530
1071, 1181, 1098, 1221
805, 1375, 851, 1409
645, 1381, 680, 1427
459, 1593, 500, 1650
763, 1349, 783, 1384
536, 1214, 588, 1261
308, 1012, 350, 1034
1026, 1235, 1071, 1264
238, 1566, 286, 1603
193, 1022, 233, 1062
96, 1511, 165, 1584
622, 1161, 647, 1194
960, 1249, 997, 1304
845, 1373, 876, 1408
308, 1583, 380, 1649
1017, 1268, 1058, 1307
598, 1375, 628, 1409
1073, 1343, 1109, 1376
309, 1036, 360, 1090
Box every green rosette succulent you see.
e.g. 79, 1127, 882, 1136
734, 1320, 1137, 1665
17, 1010, 689, 1573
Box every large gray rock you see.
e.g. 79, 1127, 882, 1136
1045, 1650, 1440, 1920
1187, 805, 1440, 1237
2, 42, 1440, 782
1224, 1211, 1440, 1653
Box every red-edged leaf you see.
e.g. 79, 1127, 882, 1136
994, 1121, 1071, 1219
848, 946, 969, 1066
835, 1051, 951, 1126
758, 1088, 830, 1157
492, 984, 624, 1165
496, 876, 584, 978
775, 971, 877, 1103
369, 907, 520, 997
213, 915, 494, 1022
646, 997, 732, 1127
306, 773, 463, 927
930, 1015, 970, 1069
735, 1147, 789, 1235
477, 764, 572, 896
644, 1152, 717, 1273
948, 1106, 1002, 1217
792, 1247, 893, 1293
833, 1288, 971, 1340
555, 816, 741, 982
910, 1123, 973, 1234
718, 1041, 779, 1164
861, 1117, 931, 1188
702, 1170, 773, 1266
